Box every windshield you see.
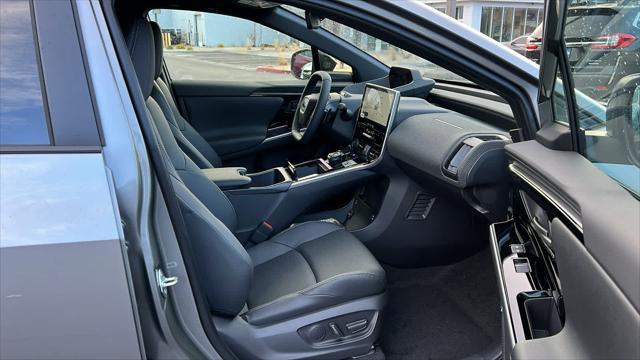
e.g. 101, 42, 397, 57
319, 19, 471, 83
282, 5, 471, 84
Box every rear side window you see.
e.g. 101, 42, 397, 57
548, 1, 640, 195
0, 0, 50, 145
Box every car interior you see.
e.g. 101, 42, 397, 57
107, 0, 639, 359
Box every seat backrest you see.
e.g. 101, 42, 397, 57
149, 21, 223, 168
123, 18, 251, 317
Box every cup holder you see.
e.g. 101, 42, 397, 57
249, 167, 290, 187
518, 291, 563, 339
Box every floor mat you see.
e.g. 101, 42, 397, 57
380, 249, 501, 360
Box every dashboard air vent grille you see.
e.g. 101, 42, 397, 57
406, 193, 435, 220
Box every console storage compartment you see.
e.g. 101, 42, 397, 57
287, 159, 333, 180
249, 167, 291, 187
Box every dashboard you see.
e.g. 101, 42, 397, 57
337, 67, 513, 221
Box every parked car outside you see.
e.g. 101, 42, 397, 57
527, 0, 639, 102
507, 34, 530, 56
524, 23, 543, 63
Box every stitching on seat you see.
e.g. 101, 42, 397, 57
127, 20, 139, 58
271, 227, 344, 249
293, 248, 317, 283
299, 271, 381, 294
246, 292, 340, 314
246, 271, 381, 313
270, 221, 341, 244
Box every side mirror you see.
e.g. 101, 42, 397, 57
606, 74, 640, 166
290, 50, 338, 80
290, 49, 312, 79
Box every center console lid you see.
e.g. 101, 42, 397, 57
202, 167, 252, 190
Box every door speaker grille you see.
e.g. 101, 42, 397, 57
405, 193, 435, 220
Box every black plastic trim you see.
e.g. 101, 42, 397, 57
28, 0, 54, 145
70, 0, 106, 146
32, 0, 102, 147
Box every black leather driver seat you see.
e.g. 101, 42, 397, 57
123, 18, 386, 359
149, 22, 222, 169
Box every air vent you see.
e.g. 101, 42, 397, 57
406, 193, 435, 220
443, 135, 506, 179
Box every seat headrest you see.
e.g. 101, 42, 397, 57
123, 18, 155, 98
150, 21, 163, 80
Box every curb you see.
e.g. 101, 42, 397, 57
256, 66, 290, 74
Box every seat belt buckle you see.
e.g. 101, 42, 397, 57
251, 221, 273, 243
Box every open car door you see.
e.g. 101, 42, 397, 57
491, 0, 640, 358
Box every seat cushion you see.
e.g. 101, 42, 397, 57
245, 222, 386, 325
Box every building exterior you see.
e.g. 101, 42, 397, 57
423, 0, 544, 42
151, 9, 295, 48
151, 0, 544, 48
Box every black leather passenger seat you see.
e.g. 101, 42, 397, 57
122, 17, 386, 359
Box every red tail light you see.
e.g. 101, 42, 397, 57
591, 33, 636, 49
525, 37, 540, 51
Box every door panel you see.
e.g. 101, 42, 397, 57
181, 95, 283, 155
501, 0, 640, 355
0, 154, 142, 359
512, 218, 639, 359
493, 140, 640, 359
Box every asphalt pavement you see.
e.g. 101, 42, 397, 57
164, 49, 294, 81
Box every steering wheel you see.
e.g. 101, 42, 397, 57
292, 71, 332, 143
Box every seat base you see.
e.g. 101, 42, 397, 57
246, 221, 386, 325
214, 293, 386, 360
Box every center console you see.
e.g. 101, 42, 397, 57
287, 84, 401, 181
214, 84, 400, 242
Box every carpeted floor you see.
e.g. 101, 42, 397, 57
379, 249, 501, 360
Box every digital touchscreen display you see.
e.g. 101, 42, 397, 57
359, 85, 398, 127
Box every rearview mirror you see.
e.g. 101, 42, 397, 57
290, 49, 337, 80
305, 11, 323, 30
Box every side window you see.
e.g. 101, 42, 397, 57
152, 9, 352, 81
548, 0, 640, 194
0, 0, 50, 145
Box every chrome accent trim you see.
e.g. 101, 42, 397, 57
509, 163, 583, 232
489, 222, 517, 352
291, 84, 400, 187
532, 216, 554, 250
156, 269, 179, 298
